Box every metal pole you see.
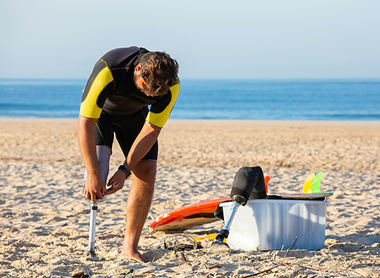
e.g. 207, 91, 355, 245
87, 201, 98, 256
213, 201, 240, 243
222, 201, 240, 231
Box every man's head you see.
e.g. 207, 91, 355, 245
134, 51, 179, 97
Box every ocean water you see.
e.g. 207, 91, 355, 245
0, 79, 379, 121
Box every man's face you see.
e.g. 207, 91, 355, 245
134, 64, 153, 97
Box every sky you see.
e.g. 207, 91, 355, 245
0, 0, 379, 80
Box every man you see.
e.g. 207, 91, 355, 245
77, 46, 180, 263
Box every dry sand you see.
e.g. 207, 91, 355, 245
0, 118, 380, 277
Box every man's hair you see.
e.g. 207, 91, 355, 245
138, 51, 179, 96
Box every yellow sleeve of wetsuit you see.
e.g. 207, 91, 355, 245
79, 61, 114, 118
146, 82, 180, 128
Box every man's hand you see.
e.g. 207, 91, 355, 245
105, 170, 129, 195
84, 173, 107, 202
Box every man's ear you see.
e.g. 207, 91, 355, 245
135, 63, 142, 73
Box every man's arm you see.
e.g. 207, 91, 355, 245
77, 115, 106, 201
125, 121, 161, 169
105, 120, 161, 195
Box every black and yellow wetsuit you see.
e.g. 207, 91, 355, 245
79, 46, 180, 160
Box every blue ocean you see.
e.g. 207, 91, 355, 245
0, 79, 379, 121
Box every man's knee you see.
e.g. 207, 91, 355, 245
141, 161, 157, 179
132, 160, 157, 183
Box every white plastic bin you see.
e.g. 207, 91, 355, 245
220, 199, 329, 251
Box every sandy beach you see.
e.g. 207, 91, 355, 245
1, 118, 380, 277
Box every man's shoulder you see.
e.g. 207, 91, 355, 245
101, 47, 149, 68
104, 46, 146, 56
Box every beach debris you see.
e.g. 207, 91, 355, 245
241, 264, 280, 277
205, 263, 222, 270
117, 269, 134, 276
149, 234, 201, 251
284, 236, 298, 258
178, 253, 191, 266
71, 272, 89, 278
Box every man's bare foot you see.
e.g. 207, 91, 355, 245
120, 249, 148, 263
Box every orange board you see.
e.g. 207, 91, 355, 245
149, 197, 230, 231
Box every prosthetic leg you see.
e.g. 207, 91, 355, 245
209, 166, 266, 253
86, 145, 111, 256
